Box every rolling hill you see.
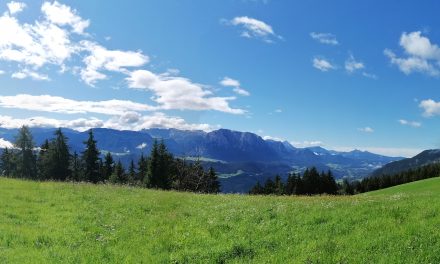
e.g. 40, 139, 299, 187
0, 176, 439, 263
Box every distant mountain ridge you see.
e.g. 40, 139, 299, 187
0, 127, 403, 192
371, 149, 440, 177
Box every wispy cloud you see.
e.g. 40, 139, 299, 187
291, 140, 324, 148
224, 16, 282, 43
310, 32, 338, 45
220, 77, 250, 96
398, 119, 421, 128
7, 1, 26, 15
313, 57, 335, 72
345, 54, 365, 73
358, 126, 374, 133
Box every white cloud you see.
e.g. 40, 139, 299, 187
136, 142, 147, 149
7, 1, 26, 15
220, 77, 250, 96
263, 135, 283, 141
362, 72, 378, 79
358, 127, 374, 133
11, 69, 50, 81
419, 99, 440, 117
41, 1, 90, 34
275, 109, 282, 113
310, 32, 338, 45
385, 31, 440, 76
0, 94, 155, 115
0, 70, 4, 75
226, 16, 281, 42
80, 41, 149, 86
313, 57, 335, 72
0, 113, 215, 132
398, 119, 421, 128
0, 138, 13, 148
127, 70, 245, 114
345, 54, 365, 73
291, 140, 324, 148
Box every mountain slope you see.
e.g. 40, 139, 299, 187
371, 149, 440, 177
0, 127, 403, 192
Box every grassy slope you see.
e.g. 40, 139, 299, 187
0, 177, 440, 263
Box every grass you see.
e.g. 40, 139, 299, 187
1, 177, 440, 263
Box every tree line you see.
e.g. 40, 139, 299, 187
347, 162, 440, 194
249, 167, 341, 195
0, 126, 220, 194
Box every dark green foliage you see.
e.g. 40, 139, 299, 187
14, 126, 37, 179
251, 167, 339, 196
0, 148, 14, 176
353, 162, 440, 193
3, 128, 220, 193
147, 140, 172, 189
137, 153, 147, 184
70, 151, 82, 181
110, 160, 126, 184
102, 152, 114, 182
82, 130, 100, 183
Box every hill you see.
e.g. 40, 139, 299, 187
0, 127, 402, 192
371, 149, 440, 177
0, 177, 439, 263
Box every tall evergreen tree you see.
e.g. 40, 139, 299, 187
37, 140, 50, 180
137, 153, 147, 184
204, 167, 221, 193
82, 129, 100, 183
0, 148, 13, 176
14, 126, 36, 179
147, 140, 172, 189
110, 160, 126, 184
47, 129, 70, 180
70, 151, 82, 181
102, 152, 114, 182
128, 159, 136, 184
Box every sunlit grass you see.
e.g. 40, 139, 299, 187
0, 177, 439, 263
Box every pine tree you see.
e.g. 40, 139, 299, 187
249, 181, 263, 194
82, 129, 100, 183
14, 126, 37, 179
147, 140, 172, 189
274, 175, 284, 195
128, 159, 136, 184
0, 148, 13, 176
47, 128, 71, 181
204, 167, 220, 193
110, 160, 126, 184
37, 140, 50, 180
137, 153, 147, 184
70, 151, 82, 181
102, 152, 114, 182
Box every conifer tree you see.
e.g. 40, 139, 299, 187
204, 167, 220, 193
102, 152, 114, 182
0, 148, 13, 176
14, 126, 36, 179
70, 151, 82, 181
47, 128, 70, 180
110, 160, 126, 184
128, 159, 136, 184
82, 129, 100, 183
37, 140, 50, 180
138, 153, 147, 184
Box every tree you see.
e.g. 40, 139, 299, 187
249, 181, 263, 194
70, 151, 82, 181
274, 175, 284, 195
128, 159, 136, 184
82, 130, 100, 183
147, 140, 172, 189
47, 128, 70, 181
110, 160, 126, 184
137, 153, 147, 184
102, 152, 114, 182
14, 126, 36, 179
204, 167, 220, 193
0, 148, 13, 176
37, 140, 50, 180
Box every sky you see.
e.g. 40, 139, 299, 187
0, 0, 440, 157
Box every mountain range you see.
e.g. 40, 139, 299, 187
0, 127, 403, 192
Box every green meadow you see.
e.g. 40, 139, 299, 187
1, 176, 439, 263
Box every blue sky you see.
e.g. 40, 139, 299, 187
0, 0, 440, 157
